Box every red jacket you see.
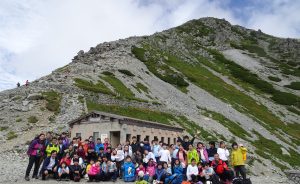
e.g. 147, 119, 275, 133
211, 159, 228, 175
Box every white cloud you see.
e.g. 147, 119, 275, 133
0, 0, 299, 91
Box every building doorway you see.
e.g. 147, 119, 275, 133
110, 131, 120, 148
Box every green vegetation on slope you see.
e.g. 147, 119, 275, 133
285, 82, 300, 90
28, 116, 38, 124
268, 76, 282, 82
118, 69, 135, 77
100, 72, 146, 102
134, 83, 149, 94
252, 131, 300, 169
200, 108, 252, 141
132, 46, 189, 93
132, 44, 300, 146
74, 78, 114, 95
7, 131, 17, 140
42, 91, 62, 114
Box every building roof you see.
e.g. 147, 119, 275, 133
68, 110, 184, 132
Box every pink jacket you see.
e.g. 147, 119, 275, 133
146, 165, 156, 176
88, 164, 100, 176
136, 167, 146, 175
197, 148, 209, 162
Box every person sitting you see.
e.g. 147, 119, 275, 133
98, 147, 106, 158
65, 145, 75, 158
153, 162, 166, 184
60, 152, 71, 166
57, 161, 70, 181
202, 162, 215, 182
122, 156, 136, 182
85, 160, 94, 180
231, 142, 247, 180
163, 162, 173, 183
173, 159, 184, 184
71, 153, 84, 166
186, 158, 198, 183
211, 153, 233, 182
106, 159, 118, 182
87, 160, 101, 182
69, 158, 82, 182
197, 162, 206, 183
143, 149, 156, 167
41, 150, 59, 180
135, 163, 146, 181
136, 171, 148, 184
77, 145, 86, 161
146, 158, 156, 183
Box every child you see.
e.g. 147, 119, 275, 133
146, 158, 156, 182
107, 159, 118, 182
88, 160, 101, 182
202, 163, 215, 181
197, 142, 209, 164
163, 162, 173, 184
197, 163, 206, 183
186, 158, 198, 182
57, 161, 70, 181
60, 152, 71, 166
173, 159, 184, 184
85, 160, 94, 180
153, 162, 166, 184
136, 171, 148, 184
122, 156, 136, 182
136, 163, 146, 180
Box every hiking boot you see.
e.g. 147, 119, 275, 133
25, 176, 30, 181
35, 175, 39, 179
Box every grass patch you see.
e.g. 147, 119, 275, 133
0, 126, 9, 131
87, 101, 173, 124
287, 107, 300, 115
16, 118, 22, 122
7, 131, 17, 140
118, 69, 135, 77
134, 83, 149, 94
132, 46, 189, 93
28, 116, 38, 124
252, 131, 300, 168
200, 108, 252, 140
101, 72, 147, 102
268, 76, 282, 82
42, 91, 62, 114
285, 82, 300, 90
74, 78, 114, 95
78, 95, 85, 104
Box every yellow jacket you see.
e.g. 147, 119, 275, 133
46, 144, 60, 157
231, 147, 247, 166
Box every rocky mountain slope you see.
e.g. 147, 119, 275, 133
0, 17, 299, 183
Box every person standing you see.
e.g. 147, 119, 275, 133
159, 144, 171, 165
17, 82, 20, 87
217, 141, 230, 165
231, 142, 247, 180
25, 133, 46, 181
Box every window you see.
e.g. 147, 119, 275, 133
146, 135, 150, 141
126, 134, 131, 141
174, 138, 176, 144
137, 135, 141, 142
93, 132, 99, 142
154, 136, 158, 141
161, 137, 164, 143
168, 137, 170, 145
75, 133, 81, 138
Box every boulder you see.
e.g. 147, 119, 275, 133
27, 93, 43, 100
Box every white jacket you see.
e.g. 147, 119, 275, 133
186, 164, 198, 181
217, 148, 229, 161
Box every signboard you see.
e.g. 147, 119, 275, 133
101, 134, 108, 141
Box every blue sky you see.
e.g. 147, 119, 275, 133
0, 0, 299, 91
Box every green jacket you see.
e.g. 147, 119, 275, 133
46, 144, 60, 157
187, 149, 199, 164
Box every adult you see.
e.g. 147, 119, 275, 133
196, 142, 209, 163
177, 135, 196, 151
25, 133, 46, 181
45, 137, 59, 157
211, 153, 233, 182
217, 141, 230, 165
131, 136, 140, 153
152, 138, 161, 162
187, 144, 199, 165
95, 138, 104, 154
231, 142, 247, 180
159, 144, 171, 164
41, 150, 59, 180
207, 141, 217, 163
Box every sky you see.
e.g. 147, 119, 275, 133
0, 0, 299, 91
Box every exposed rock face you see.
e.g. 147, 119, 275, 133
0, 17, 299, 183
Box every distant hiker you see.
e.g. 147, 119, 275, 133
231, 142, 247, 180
17, 82, 20, 87
25, 80, 29, 86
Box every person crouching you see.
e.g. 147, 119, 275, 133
41, 150, 59, 180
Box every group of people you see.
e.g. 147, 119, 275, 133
25, 132, 248, 184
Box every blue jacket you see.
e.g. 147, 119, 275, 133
123, 162, 135, 181
41, 156, 59, 171
155, 168, 166, 181
95, 143, 104, 154
142, 143, 151, 152
173, 165, 183, 175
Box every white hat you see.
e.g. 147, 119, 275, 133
138, 171, 144, 178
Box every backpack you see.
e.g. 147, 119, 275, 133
232, 177, 252, 184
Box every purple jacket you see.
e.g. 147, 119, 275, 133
197, 147, 209, 162
27, 139, 46, 157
